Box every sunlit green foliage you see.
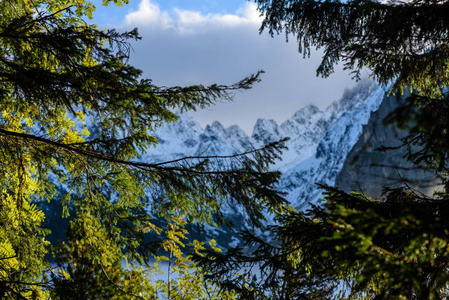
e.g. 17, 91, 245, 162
51, 212, 237, 299
0, 0, 288, 298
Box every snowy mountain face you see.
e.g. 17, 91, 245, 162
41, 79, 388, 249
279, 86, 385, 209
145, 79, 384, 211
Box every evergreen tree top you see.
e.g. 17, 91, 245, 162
255, 0, 449, 96
0, 1, 288, 297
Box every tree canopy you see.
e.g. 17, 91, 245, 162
255, 0, 449, 97
6, 0, 449, 298
0, 0, 288, 298
194, 0, 449, 299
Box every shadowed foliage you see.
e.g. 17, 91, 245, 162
0, 0, 288, 298
193, 0, 449, 298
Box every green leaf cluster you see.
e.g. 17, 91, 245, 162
254, 0, 449, 97
0, 0, 289, 298
193, 0, 449, 299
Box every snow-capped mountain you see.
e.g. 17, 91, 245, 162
42, 79, 388, 249
279, 85, 385, 209
144, 79, 385, 210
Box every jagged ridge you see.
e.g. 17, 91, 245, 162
145, 79, 384, 210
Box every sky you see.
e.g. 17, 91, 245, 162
90, 0, 362, 134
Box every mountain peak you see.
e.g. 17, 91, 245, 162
326, 79, 378, 115
151, 80, 384, 209
291, 104, 321, 122
210, 120, 226, 134
251, 118, 282, 145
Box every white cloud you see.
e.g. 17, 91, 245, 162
125, 0, 262, 33
121, 0, 358, 134
125, 0, 172, 29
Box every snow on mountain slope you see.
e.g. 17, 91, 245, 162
145, 79, 385, 210
279, 86, 386, 209
251, 79, 379, 172
41, 79, 389, 249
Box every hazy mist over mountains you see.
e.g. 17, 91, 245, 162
144, 79, 386, 210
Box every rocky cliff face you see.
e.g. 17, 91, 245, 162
335, 92, 441, 199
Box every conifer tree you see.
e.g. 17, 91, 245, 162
195, 0, 449, 298
0, 0, 288, 298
